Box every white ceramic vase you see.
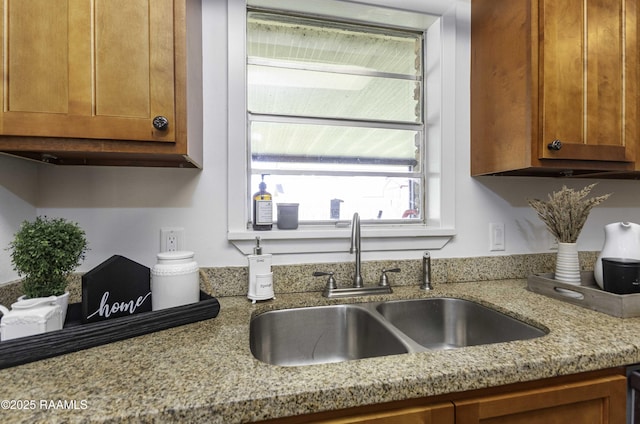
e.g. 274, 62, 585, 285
555, 242, 581, 284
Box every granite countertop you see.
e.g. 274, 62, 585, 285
2, 279, 640, 423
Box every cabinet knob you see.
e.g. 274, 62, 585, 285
153, 116, 169, 131
547, 139, 563, 151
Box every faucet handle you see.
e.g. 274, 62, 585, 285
313, 271, 337, 292
379, 268, 400, 287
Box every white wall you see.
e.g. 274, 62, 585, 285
2, 0, 640, 284
0, 155, 38, 283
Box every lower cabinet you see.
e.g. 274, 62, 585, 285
261, 371, 626, 424
312, 403, 454, 424
454, 375, 626, 424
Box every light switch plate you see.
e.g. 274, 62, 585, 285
489, 222, 505, 251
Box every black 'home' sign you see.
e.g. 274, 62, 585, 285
81, 255, 152, 324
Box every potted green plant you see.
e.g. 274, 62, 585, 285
7, 216, 88, 324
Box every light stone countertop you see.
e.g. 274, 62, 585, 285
1, 279, 640, 423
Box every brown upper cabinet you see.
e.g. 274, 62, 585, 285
471, 0, 638, 177
0, 0, 202, 168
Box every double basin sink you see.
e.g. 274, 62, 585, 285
250, 298, 547, 366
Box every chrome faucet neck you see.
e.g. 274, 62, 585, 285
313, 212, 395, 298
350, 212, 363, 288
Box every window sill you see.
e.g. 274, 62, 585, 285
228, 226, 456, 255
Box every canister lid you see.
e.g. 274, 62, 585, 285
157, 251, 195, 261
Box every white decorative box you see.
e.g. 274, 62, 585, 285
0, 298, 62, 341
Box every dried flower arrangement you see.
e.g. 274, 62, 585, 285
528, 183, 611, 243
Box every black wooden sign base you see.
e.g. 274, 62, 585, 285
0, 292, 220, 369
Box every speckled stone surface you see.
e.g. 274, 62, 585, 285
1, 276, 640, 423
0, 251, 622, 423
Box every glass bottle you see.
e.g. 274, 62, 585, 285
252, 177, 273, 230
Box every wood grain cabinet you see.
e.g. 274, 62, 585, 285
471, 0, 639, 177
0, 0, 202, 168
454, 375, 627, 424
262, 371, 626, 424
308, 403, 454, 424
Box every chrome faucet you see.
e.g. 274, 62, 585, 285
350, 212, 363, 288
312, 212, 397, 298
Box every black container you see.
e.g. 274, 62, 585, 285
602, 257, 640, 294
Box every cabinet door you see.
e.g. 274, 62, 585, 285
0, 0, 175, 142
299, 403, 454, 424
540, 0, 636, 163
454, 375, 626, 424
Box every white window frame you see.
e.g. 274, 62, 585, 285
227, 0, 458, 255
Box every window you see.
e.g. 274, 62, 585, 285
247, 12, 424, 223
227, 0, 459, 255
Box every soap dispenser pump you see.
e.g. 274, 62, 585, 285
247, 237, 274, 303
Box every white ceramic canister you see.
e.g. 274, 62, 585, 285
151, 251, 200, 311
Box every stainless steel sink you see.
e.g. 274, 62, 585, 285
250, 298, 547, 366
250, 304, 409, 366
376, 298, 546, 350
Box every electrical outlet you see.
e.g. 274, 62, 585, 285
489, 222, 505, 251
160, 227, 184, 252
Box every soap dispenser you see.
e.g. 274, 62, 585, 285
252, 175, 273, 231
247, 237, 274, 303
